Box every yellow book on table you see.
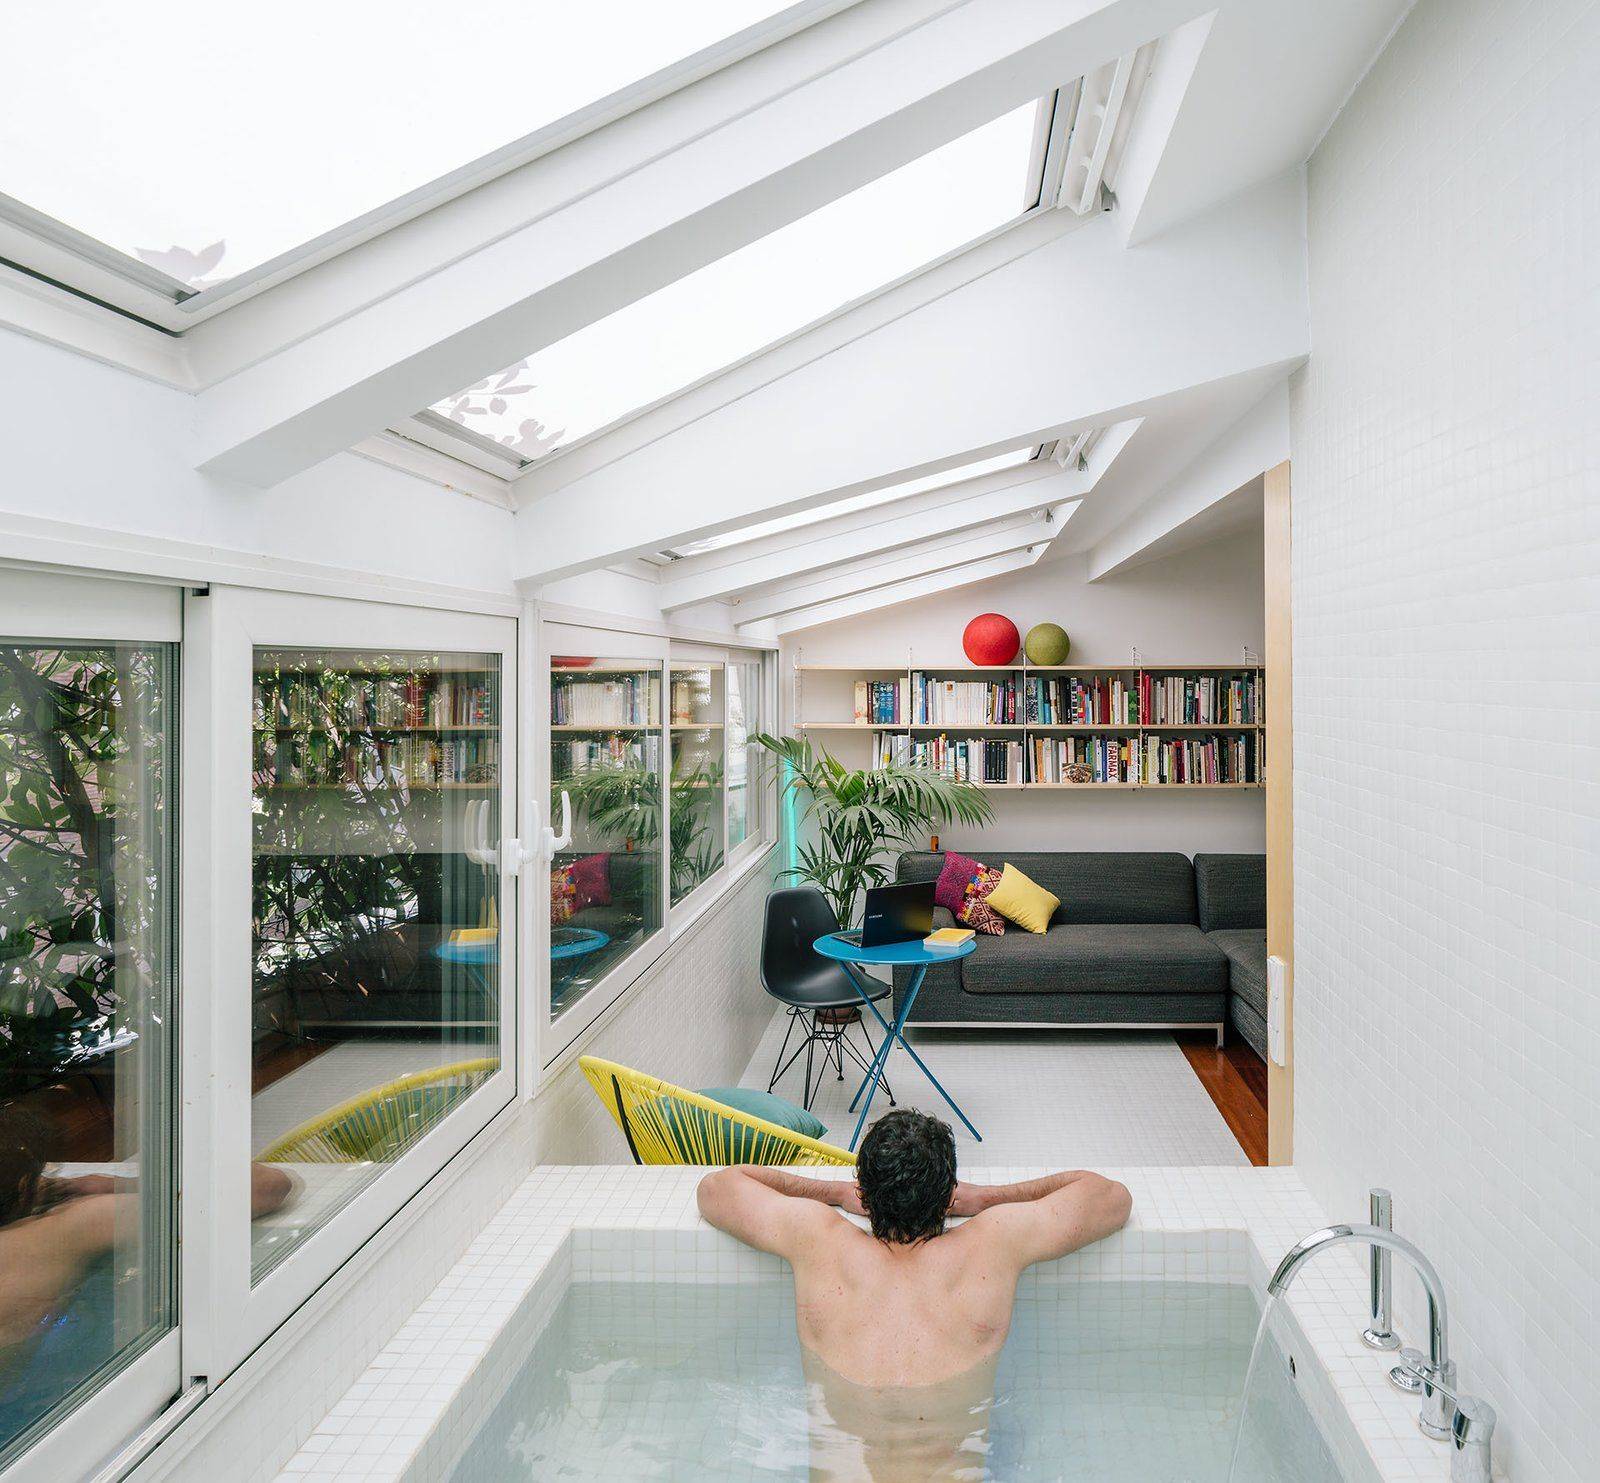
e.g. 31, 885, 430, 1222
924, 926, 975, 953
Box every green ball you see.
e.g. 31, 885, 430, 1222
1024, 622, 1071, 665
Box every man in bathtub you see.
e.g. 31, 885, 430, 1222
698, 1108, 1131, 1479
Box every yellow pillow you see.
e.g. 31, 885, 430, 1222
985, 863, 1060, 934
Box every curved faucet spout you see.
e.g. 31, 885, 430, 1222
1268, 1223, 1450, 1372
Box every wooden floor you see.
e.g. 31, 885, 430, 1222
1173, 1032, 1269, 1165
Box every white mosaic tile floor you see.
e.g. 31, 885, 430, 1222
739, 1007, 1250, 1166
277, 1167, 1464, 1483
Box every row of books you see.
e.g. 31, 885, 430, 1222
855, 679, 909, 725
553, 675, 658, 727
1140, 672, 1259, 726
553, 735, 662, 781
256, 673, 497, 731
1140, 733, 1258, 785
909, 673, 1019, 725
1025, 676, 1138, 726
868, 731, 1259, 785
871, 732, 1023, 784
1027, 736, 1138, 784
670, 674, 716, 726
255, 733, 499, 788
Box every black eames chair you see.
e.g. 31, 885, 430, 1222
761, 887, 893, 1112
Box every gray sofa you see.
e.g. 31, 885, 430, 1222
892, 850, 1268, 1058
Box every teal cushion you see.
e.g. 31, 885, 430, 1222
698, 1087, 827, 1141
642, 1086, 828, 1164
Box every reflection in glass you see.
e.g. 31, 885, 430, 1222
726, 658, 761, 852
669, 665, 725, 905
0, 642, 176, 1465
550, 662, 664, 1022
249, 649, 501, 1282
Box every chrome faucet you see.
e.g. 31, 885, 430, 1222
1267, 1223, 1495, 1483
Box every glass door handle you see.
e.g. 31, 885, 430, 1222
543, 790, 572, 855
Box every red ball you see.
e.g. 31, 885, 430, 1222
962, 613, 1020, 666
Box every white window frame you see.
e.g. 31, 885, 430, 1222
535, 620, 671, 1072
180, 585, 518, 1383
666, 645, 732, 927
723, 649, 771, 872
0, 0, 859, 332
0, 569, 185, 1483
532, 612, 776, 1074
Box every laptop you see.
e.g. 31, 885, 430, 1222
844, 880, 936, 948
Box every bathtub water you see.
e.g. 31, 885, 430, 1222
444, 1278, 1345, 1482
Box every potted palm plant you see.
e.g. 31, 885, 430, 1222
751, 734, 992, 927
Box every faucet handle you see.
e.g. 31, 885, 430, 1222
1450, 1396, 1495, 1483
1388, 1347, 1427, 1394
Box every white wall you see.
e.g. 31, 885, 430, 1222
782, 531, 1267, 855
1289, 3, 1600, 1479
0, 323, 746, 637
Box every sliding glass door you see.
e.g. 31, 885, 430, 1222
0, 572, 182, 1482
187, 589, 517, 1377
541, 624, 668, 1061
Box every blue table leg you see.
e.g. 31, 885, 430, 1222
842, 963, 982, 1150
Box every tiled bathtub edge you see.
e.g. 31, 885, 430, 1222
276, 1167, 1453, 1483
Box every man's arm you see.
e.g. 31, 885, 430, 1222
696, 1167, 859, 1257
956, 1171, 1132, 1267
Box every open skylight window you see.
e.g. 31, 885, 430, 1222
431, 103, 1040, 459
666, 447, 1042, 558
0, 2, 808, 295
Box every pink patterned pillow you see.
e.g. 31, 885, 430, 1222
956, 867, 1006, 935
934, 851, 987, 914
570, 852, 611, 909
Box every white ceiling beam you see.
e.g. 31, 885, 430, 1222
190, 0, 1204, 487
734, 510, 1064, 624
658, 417, 1139, 610
761, 548, 1045, 636
514, 170, 1309, 583
1087, 381, 1287, 579
659, 462, 1066, 610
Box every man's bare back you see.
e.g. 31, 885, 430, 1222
696, 1114, 1131, 1389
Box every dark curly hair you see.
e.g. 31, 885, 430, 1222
856, 1109, 957, 1245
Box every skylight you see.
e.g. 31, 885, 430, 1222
0, 2, 804, 291
431, 103, 1040, 458
667, 447, 1042, 558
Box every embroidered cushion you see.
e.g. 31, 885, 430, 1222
933, 851, 987, 914
570, 852, 611, 909
956, 866, 1007, 935
550, 863, 578, 926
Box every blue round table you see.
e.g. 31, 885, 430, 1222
812, 932, 981, 1151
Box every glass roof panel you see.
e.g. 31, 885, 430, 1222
0, 2, 799, 289
669, 448, 1041, 558
431, 103, 1038, 457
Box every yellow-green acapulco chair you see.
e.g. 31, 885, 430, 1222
259, 1057, 499, 1164
579, 1055, 856, 1167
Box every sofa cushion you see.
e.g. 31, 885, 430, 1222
960, 923, 1227, 997
1210, 927, 1267, 1018
1194, 854, 1267, 931
934, 851, 988, 914
898, 851, 1198, 926
985, 863, 1060, 934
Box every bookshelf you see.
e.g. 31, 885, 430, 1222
791, 651, 1264, 791
252, 658, 501, 793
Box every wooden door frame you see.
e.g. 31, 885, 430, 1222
1264, 460, 1293, 1163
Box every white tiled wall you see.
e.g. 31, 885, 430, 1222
144, 857, 776, 1482
528, 855, 777, 1162
1289, 2, 1600, 1479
